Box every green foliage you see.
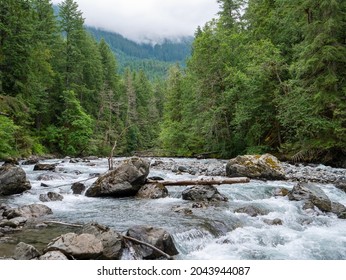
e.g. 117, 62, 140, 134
0, 116, 18, 158
58, 90, 94, 156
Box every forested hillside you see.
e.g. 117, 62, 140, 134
160, 0, 346, 166
1, 0, 345, 167
86, 27, 193, 78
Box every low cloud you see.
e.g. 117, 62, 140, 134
52, 0, 220, 42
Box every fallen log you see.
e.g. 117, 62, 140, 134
147, 177, 250, 186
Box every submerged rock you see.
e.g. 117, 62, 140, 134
136, 183, 168, 199
39, 192, 64, 202
0, 164, 31, 196
85, 157, 150, 198
126, 225, 178, 260
234, 205, 269, 217
226, 154, 286, 180
182, 185, 228, 202
33, 163, 57, 171
71, 182, 86, 195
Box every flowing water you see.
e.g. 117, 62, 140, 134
1, 158, 346, 260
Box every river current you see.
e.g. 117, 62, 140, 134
1, 157, 346, 260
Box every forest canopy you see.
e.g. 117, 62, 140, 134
0, 0, 345, 166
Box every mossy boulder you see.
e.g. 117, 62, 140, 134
226, 154, 286, 180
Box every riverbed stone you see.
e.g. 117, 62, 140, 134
182, 185, 228, 202
45, 233, 103, 260
39, 192, 64, 202
4, 204, 53, 219
226, 154, 286, 180
13, 242, 41, 260
85, 157, 150, 198
136, 183, 168, 199
0, 164, 31, 196
33, 163, 57, 171
126, 226, 178, 260
235, 205, 269, 217
288, 183, 332, 212
82, 223, 124, 260
71, 182, 86, 195
331, 202, 346, 218
335, 178, 346, 193
39, 251, 69, 260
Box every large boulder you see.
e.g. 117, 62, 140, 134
0, 164, 31, 196
136, 183, 168, 199
288, 183, 332, 212
3, 204, 53, 219
126, 226, 178, 260
82, 223, 124, 260
234, 205, 269, 217
226, 154, 286, 180
13, 242, 41, 260
85, 157, 150, 198
182, 185, 228, 202
45, 233, 103, 260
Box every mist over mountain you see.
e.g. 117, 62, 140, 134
53, 5, 193, 78
86, 26, 193, 77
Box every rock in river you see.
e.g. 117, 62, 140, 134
126, 226, 178, 259
0, 164, 31, 196
85, 157, 150, 198
182, 185, 228, 202
288, 183, 332, 212
226, 154, 286, 180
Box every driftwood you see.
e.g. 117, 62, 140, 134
147, 177, 250, 186
43, 220, 174, 260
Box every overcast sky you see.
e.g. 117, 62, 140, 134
52, 0, 220, 42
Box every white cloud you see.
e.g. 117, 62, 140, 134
51, 0, 220, 42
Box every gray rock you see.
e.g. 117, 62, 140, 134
136, 183, 168, 199
45, 233, 103, 260
39, 251, 68, 260
182, 185, 228, 202
226, 154, 286, 180
263, 218, 283, 225
4, 204, 53, 219
0, 165, 31, 196
335, 178, 346, 193
235, 205, 269, 217
288, 183, 332, 212
126, 226, 178, 259
0, 217, 27, 228
85, 157, 150, 198
331, 202, 346, 218
82, 223, 124, 260
33, 163, 57, 171
39, 192, 64, 202
71, 182, 86, 195
14, 242, 41, 260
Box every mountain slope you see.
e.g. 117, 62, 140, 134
86, 27, 193, 78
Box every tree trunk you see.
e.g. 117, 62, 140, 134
147, 177, 250, 186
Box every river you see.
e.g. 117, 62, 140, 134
1, 157, 346, 260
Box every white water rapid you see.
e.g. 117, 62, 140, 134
1, 157, 345, 260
